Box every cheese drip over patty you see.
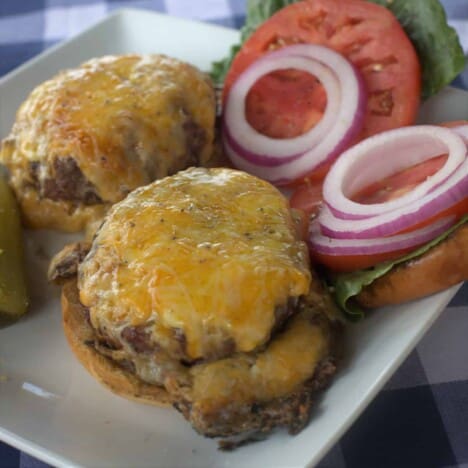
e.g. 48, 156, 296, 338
78, 168, 311, 360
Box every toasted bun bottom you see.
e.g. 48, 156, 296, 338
356, 223, 468, 308
61, 280, 172, 406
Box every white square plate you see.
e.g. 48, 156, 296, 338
0, 9, 467, 468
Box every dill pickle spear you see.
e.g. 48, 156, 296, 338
0, 176, 28, 324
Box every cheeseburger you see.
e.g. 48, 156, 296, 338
0, 55, 215, 232
50, 167, 342, 447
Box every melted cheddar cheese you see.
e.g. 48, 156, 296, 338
79, 168, 311, 360
0, 55, 215, 231
190, 311, 328, 406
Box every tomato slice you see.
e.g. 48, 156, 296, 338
352, 154, 448, 204
224, 0, 421, 183
290, 180, 324, 219
245, 69, 327, 139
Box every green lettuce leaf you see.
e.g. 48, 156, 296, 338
210, 0, 466, 99
329, 215, 468, 320
210, 44, 241, 85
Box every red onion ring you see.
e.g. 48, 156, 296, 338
308, 125, 468, 268
453, 124, 468, 143
320, 157, 468, 239
224, 53, 341, 159
310, 216, 455, 256
225, 140, 294, 185
323, 126, 467, 220
223, 122, 302, 168
222, 44, 367, 184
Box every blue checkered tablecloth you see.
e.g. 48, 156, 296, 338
0, 1, 467, 467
